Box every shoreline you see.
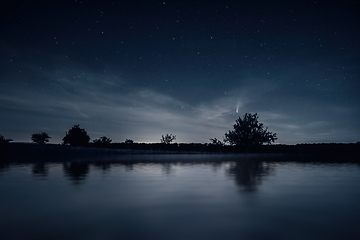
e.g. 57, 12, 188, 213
1, 142, 359, 163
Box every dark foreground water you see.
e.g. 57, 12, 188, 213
1, 154, 360, 240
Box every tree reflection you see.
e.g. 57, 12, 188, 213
63, 162, 90, 185
0, 162, 10, 174
210, 162, 222, 173
92, 162, 112, 173
161, 162, 173, 175
124, 162, 134, 172
227, 160, 274, 192
32, 163, 48, 178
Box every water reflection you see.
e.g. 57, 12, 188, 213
124, 162, 134, 172
92, 162, 112, 173
1, 156, 360, 240
210, 162, 222, 173
32, 163, 48, 178
62, 162, 90, 184
227, 159, 274, 192
161, 162, 174, 175
0, 162, 10, 174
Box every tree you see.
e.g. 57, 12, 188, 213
0, 135, 13, 144
62, 125, 90, 146
161, 134, 176, 144
31, 132, 51, 144
93, 136, 112, 146
209, 138, 223, 146
125, 139, 134, 144
224, 113, 277, 146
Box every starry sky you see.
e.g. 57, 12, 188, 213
1, 0, 359, 144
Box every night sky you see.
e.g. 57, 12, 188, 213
1, 0, 359, 144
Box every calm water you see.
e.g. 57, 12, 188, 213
1, 154, 360, 240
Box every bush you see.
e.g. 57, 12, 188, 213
31, 132, 50, 144
0, 135, 13, 144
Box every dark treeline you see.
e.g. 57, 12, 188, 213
1, 141, 359, 157
89, 141, 360, 155
1, 113, 359, 158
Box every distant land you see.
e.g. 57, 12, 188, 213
1, 142, 359, 163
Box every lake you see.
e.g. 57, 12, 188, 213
1, 154, 360, 240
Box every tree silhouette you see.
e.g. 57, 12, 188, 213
31, 132, 50, 144
125, 139, 134, 144
209, 138, 223, 146
0, 135, 13, 144
161, 134, 176, 144
93, 136, 112, 146
224, 113, 277, 146
62, 125, 90, 146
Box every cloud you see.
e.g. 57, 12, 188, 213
1, 62, 359, 144
0, 73, 289, 143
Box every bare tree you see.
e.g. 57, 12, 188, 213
161, 134, 176, 144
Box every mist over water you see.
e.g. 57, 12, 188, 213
1, 154, 360, 240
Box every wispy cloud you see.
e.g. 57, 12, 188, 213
1, 63, 359, 144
